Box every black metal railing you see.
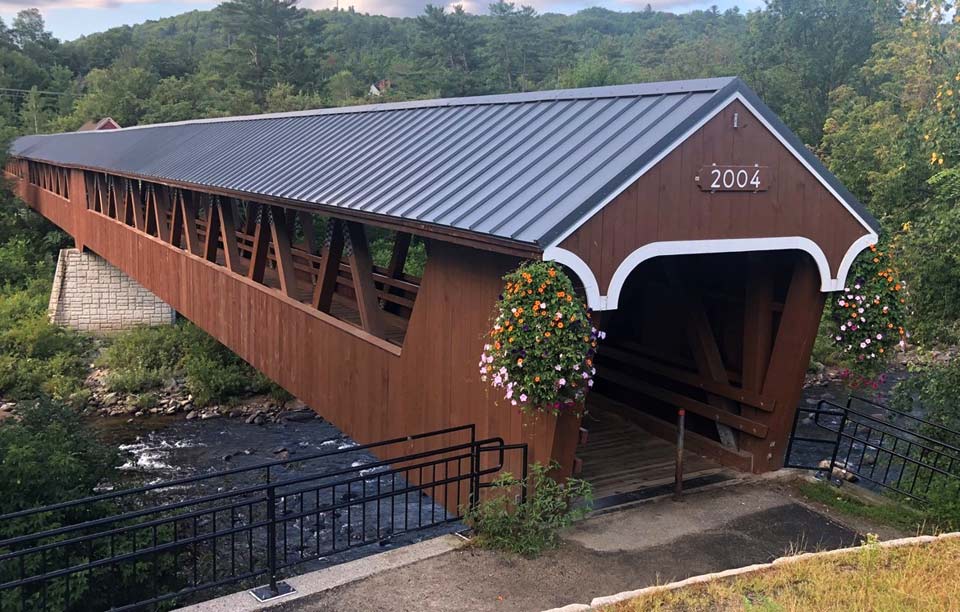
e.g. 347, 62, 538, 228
0, 424, 527, 611
785, 396, 960, 503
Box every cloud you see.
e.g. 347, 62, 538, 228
0, 0, 208, 10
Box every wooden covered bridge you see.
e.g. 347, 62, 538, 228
6, 77, 878, 502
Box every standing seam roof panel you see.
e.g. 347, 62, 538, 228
9, 77, 881, 246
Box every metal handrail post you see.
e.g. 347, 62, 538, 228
265, 470, 278, 595
674, 409, 685, 500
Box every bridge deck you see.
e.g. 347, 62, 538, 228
580, 394, 725, 500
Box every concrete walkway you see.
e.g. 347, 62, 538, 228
263, 481, 862, 612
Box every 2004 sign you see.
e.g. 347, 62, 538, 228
696, 164, 769, 192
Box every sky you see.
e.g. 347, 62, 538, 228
0, 0, 764, 41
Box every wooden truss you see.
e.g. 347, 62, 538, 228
82, 172, 422, 346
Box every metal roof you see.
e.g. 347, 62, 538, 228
9, 77, 879, 248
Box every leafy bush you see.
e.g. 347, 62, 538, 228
898, 169, 960, 344
0, 400, 182, 611
463, 462, 592, 558
0, 399, 118, 518
892, 359, 960, 448
480, 262, 602, 415
825, 242, 908, 376
0, 283, 91, 401
98, 325, 184, 393
99, 321, 279, 406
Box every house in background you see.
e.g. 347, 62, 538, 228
368, 79, 392, 97
77, 117, 120, 131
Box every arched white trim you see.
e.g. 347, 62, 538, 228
834, 233, 880, 292
602, 235, 878, 311
542, 246, 604, 310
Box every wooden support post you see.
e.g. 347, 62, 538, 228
203, 196, 222, 263
179, 191, 202, 256
759, 256, 826, 472
298, 211, 316, 254
269, 206, 297, 297
130, 182, 145, 231
387, 232, 412, 279
668, 263, 739, 449
169, 190, 184, 249
743, 255, 774, 393
153, 186, 171, 242
384, 232, 412, 314
244, 202, 261, 236
217, 197, 242, 273
247, 208, 270, 283
346, 222, 386, 338
313, 219, 344, 312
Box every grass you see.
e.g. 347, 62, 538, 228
604, 536, 960, 611
795, 481, 933, 534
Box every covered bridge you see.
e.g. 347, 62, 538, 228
6, 77, 878, 502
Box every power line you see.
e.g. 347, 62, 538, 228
0, 87, 72, 97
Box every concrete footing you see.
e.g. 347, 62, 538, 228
48, 248, 175, 332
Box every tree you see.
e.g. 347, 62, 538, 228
415, 4, 482, 96
740, 0, 898, 144
220, 0, 305, 106
484, 1, 543, 91
17, 87, 49, 134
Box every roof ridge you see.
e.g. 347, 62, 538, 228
28, 77, 739, 137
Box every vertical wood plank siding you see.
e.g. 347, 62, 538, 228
11, 171, 577, 510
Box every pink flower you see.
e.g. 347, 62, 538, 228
519, 393, 528, 402
558, 378, 566, 386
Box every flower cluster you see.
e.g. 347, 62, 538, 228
831, 243, 909, 372
479, 262, 603, 415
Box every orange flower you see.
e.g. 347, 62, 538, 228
534, 376, 541, 382
557, 291, 565, 298
494, 341, 501, 350
544, 331, 551, 338
558, 322, 564, 328
517, 358, 524, 365
548, 268, 557, 277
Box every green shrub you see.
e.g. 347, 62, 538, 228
181, 351, 251, 406
892, 359, 960, 448
97, 324, 184, 392
0, 285, 91, 401
463, 462, 592, 557
99, 321, 278, 406
0, 399, 181, 611
0, 399, 118, 517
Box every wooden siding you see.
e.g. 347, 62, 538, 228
559, 100, 869, 291
10, 170, 579, 511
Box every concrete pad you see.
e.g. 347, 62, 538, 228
174, 534, 463, 612
566, 483, 795, 552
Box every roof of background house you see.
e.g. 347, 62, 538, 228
10, 77, 878, 248
76, 117, 121, 132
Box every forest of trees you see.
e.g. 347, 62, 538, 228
1, 0, 960, 347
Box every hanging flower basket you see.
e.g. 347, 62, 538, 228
831, 243, 909, 374
479, 261, 604, 416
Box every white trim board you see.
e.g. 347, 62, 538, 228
545, 235, 877, 311
544, 91, 877, 251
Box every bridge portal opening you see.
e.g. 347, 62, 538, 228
578, 250, 807, 501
